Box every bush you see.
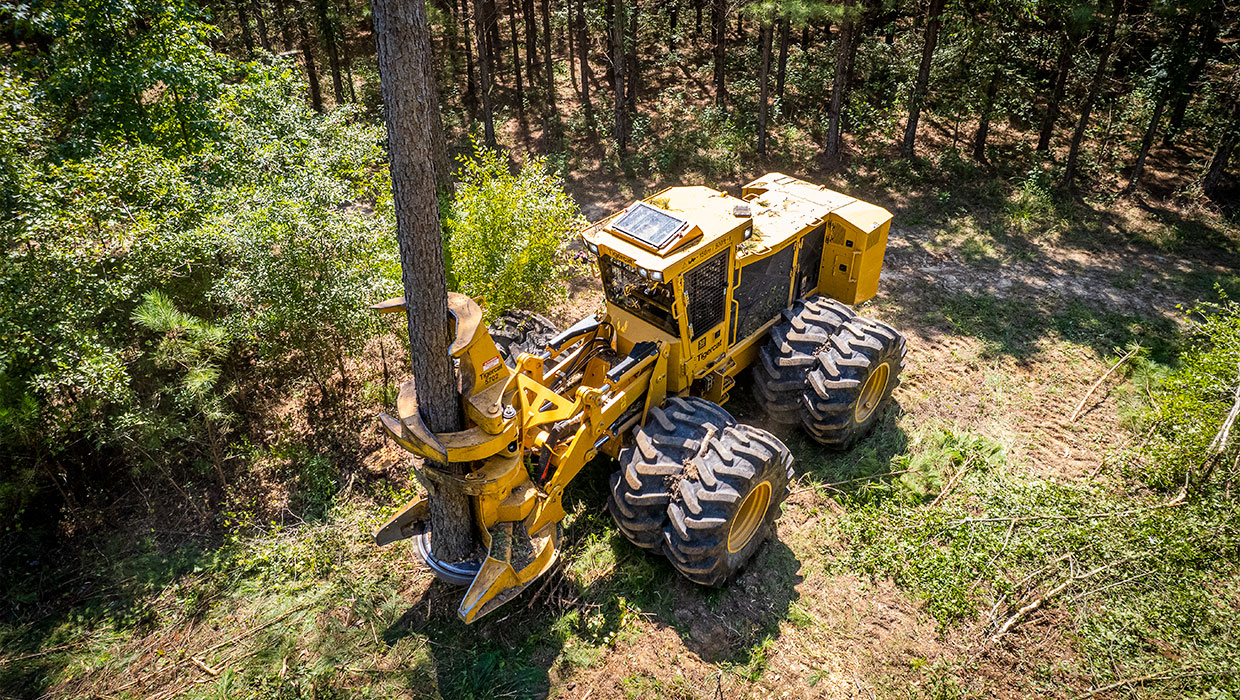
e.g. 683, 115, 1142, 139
445, 143, 583, 317
1136, 297, 1240, 492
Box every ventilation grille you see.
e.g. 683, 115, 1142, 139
685, 251, 728, 339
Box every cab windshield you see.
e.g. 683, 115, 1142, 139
598, 255, 676, 335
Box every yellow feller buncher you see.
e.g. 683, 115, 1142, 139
373, 173, 907, 623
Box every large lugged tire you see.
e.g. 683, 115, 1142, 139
801, 316, 906, 449
488, 310, 559, 366
662, 425, 794, 586
608, 398, 737, 551
753, 296, 856, 425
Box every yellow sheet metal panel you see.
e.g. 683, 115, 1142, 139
817, 200, 893, 304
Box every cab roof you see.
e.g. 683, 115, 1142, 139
582, 174, 891, 275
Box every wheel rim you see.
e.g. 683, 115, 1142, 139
727, 481, 772, 553
854, 362, 891, 424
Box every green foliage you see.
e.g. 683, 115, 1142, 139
446, 142, 583, 316
1137, 298, 1240, 491
0, 48, 398, 531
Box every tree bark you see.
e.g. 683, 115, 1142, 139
900, 0, 946, 159
825, 2, 855, 159
236, 0, 256, 52
1062, 0, 1124, 189
273, 0, 296, 50
524, 0, 537, 87
542, 0, 554, 115
1124, 88, 1167, 192
972, 65, 1001, 163
711, 0, 726, 110
1165, 0, 1223, 145
757, 18, 772, 155
625, 0, 637, 115
1203, 89, 1240, 198
461, 0, 479, 114
316, 0, 345, 104
371, 0, 476, 564
252, 0, 273, 51
295, 0, 324, 111
611, 0, 627, 154
668, 1, 678, 50
507, 0, 525, 118
1036, 35, 1072, 151
577, 0, 593, 124
567, 0, 578, 93
473, 0, 497, 144
775, 17, 789, 102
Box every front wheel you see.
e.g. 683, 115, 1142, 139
662, 424, 794, 586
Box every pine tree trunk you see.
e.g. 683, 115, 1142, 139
711, 0, 726, 109
486, 0, 503, 70
668, 1, 678, 50
295, 0, 324, 111
900, 0, 946, 159
568, 0, 578, 93
507, 0, 525, 117
825, 4, 854, 159
461, 0, 478, 114
757, 18, 772, 155
775, 17, 789, 102
524, 0, 537, 87
1203, 90, 1240, 198
315, 0, 345, 104
577, 0, 593, 124
1124, 88, 1167, 191
273, 0, 295, 50
1036, 36, 1072, 151
236, 0, 256, 52
611, 0, 627, 154
473, 0, 497, 144
372, 0, 476, 564
1062, 0, 1124, 189
1165, 0, 1223, 146
253, 0, 273, 50
542, 0, 555, 115
625, 0, 637, 115
972, 65, 1000, 163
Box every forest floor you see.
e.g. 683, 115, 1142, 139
4, 100, 1240, 700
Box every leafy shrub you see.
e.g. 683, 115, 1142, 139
0, 59, 397, 533
445, 143, 583, 316
1136, 298, 1240, 491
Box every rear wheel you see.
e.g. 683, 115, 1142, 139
488, 310, 559, 366
662, 424, 793, 586
800, 316, 906, 449
753, 296, 856, 425
608, 398, 737, 551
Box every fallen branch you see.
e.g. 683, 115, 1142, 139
987, 558, 1117, 647
189, 657, 220, 676
106, 605, 306, 694
790, 469, 913, 495
1069, 346, 1141, 423
0, 639, 91, 666
1076, 669, 1234, 699
1196, 368, 1240, 487
949, 499, 1184, 527
931, 455, 976, 508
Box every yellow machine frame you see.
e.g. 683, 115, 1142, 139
373, 173, 893, 622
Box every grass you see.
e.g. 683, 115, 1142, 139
830, 425, 1240, 696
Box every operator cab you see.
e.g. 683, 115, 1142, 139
581, 174, 893, 398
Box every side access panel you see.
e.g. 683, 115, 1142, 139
818, 200, 892, 305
